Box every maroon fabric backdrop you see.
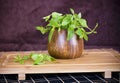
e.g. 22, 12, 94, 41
0, 0, 120, 51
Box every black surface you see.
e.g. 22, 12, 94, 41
0, 72, 119, 83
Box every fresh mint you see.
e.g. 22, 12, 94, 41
36, 8, 98, 42
14, 53, 56, 65
14, 55, 30, 64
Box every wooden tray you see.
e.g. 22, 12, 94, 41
0, 49, 120, 80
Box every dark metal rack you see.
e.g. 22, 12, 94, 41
0, 72, 119, 83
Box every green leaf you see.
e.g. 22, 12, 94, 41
14, 55, 22, 62
70, 8, 74, 14
14, 55, 20, 60
75, 28, 83, 38
48, 27, 55, 42
36, 26, 49, 34
78, 12, 82, 18
83, 33, 88, 41
81, 28, 88, 41
43, 15, 51, 22
46, 13, 63, 28
52, 12, 62, 18
61, 14, 72, 26
47, 16, 64, 28
31, 53, 39, 60
72, 20, 79, 28
69, 23, 76, 29
14, 53, 56, 65
79, 18, 88, 28
73, 14, 79, 19
31, 54, 44, 65
22, 55, 30, 60
48, 18, 59, 27
19, 60, 25, 64
14, 55, 28, 64
67, 26, 74, 40
31, 53, 56, 65
31, 54, 43, 61
33, 57, 44, 65
43, 54, 56, 61
36, 8, 98, 42
75, 28, 88, 41
50, 57, 56, 61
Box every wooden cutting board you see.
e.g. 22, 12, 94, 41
0, 49, 120, 80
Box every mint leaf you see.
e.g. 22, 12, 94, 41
33, 56, 44, 65
14, 55, 29, 64
36, 8, 98, 41
79, 18, 88, 28
83, 33, 88, 41
23, 55, 30, 60
14, 55, 21, 61
78, 12, 82, 18
67, 26, 74, 40
75, 28, 88, 41
36, 26, 49, 34
70, 8, 74, 14
14, 55, 22, 62
31, 53, 56, 65
43, 15, 51, 22
62, 14, 72, 26
81, 28, 88, 41
48, 18, 59, 27
43, 54, 56, 61
48, 27, 55, 42
75, 28, 83, 39
52, 12, 62, 18
19, 60, 25, 64
31, 53, 40, 60
14, 53, 56, 65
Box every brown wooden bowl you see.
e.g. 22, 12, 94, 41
48, 29, 84, 59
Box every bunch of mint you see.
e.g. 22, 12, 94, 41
14, 53, 56, 65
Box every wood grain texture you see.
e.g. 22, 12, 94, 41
0, 49, 120, 80
48, 29, 84, 59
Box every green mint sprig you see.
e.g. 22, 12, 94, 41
14, 55, 30, 64
14, 53, 56, 65
36, 8, 98, 42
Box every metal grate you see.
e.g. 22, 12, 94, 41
0, 72, 119, 83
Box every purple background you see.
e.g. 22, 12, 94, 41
0, 0, 120, 51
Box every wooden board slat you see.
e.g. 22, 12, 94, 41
0, 49, 120, 80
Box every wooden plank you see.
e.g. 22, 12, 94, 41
0, 49, 120, 80
18, 73, 26, 80
104, 71, 112, 78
